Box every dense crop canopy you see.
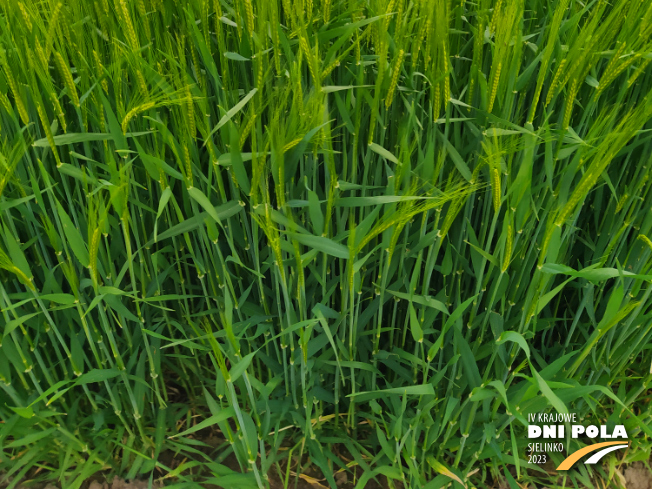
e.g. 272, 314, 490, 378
2, 0, 652, 487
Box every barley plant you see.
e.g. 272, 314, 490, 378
2, 0, 652, 488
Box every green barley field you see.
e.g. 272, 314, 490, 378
2, 0, 652, 487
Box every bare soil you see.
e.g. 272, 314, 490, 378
624, 462, 652, 489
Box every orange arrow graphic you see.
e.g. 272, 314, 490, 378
556, 441, 629, 470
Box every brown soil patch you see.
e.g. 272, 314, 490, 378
86, 478, 163, 489
625, 462, 652, 489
